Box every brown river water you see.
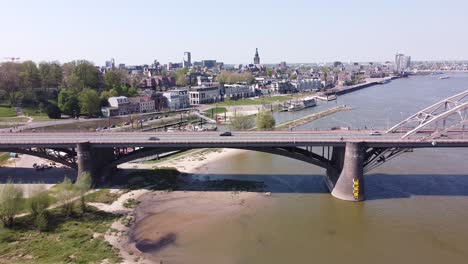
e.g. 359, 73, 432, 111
138, 74, 468, 264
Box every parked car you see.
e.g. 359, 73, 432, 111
219, 131, 232, 136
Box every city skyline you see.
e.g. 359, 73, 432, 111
2, 0, 468, 65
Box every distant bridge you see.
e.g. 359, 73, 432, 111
0, 91, 467, 202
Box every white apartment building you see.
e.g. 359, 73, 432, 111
189, 85, 220, 105
291, 78, 322, 92
163, 89, 190, 110
223, 84, 254, 99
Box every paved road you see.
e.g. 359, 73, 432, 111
0, 131, 467, 148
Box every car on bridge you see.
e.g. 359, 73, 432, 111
219, 131, 232, 136
369, 131, 382, 136
148, 137, 160, 140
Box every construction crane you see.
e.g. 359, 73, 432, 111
3, 57, 20, 62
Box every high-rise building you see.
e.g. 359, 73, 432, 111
183, 52, 192, 68
253, 48, 260, 65
105, 58, 115, 69
394, 53, 411, 73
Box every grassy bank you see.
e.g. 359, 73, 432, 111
0, 207, 121, 264
0, 153, 11, 166
0, 107, 16, 117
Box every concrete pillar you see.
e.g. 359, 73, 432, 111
331, 142, 365, 201
77, 142, 116, 184
77, 142, 93, 180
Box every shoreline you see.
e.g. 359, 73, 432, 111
106, 147, 267, 263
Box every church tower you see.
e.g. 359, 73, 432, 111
253, 48, 260, 65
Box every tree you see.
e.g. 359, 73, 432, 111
58, 90, 80, 117
78, 88, 100, 117
19, 61, 41, 90
104, 69, 127, 90
28, 185, 50, 231
63, 60, 101, 91
256, 110, 276, 130
0, 181, 23, 227
266, 68, 273, 77
0, 62, 22, 105
229, 114, 255, 130
56, 177, 76, 217
174, 68, 189, 86
39, 61, 63, 88
45, 103, 62, 119
76, 173, 92, 214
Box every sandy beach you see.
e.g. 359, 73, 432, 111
104, 148, 271, 263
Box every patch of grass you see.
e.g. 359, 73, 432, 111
0, 153, 10, 166
122, 198, 140, 209
203, 107, 227, 117
22, 107, 47, 117
0, 117, 28, 122
0, 107, 16, 117
0, 207, 122, 264
85, 189, 121, 204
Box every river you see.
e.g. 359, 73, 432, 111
146, 74, 468, 263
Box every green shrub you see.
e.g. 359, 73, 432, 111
28, 185, 51, 231
0, 182, 24, 227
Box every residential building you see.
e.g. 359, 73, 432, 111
291, 78, 322, 92
163, 89, 190, 110
108, 96, 130, 115
101, 107, 119, 118
128, 97, 155, 113
189, 85, 221, 105
222, 84, 254, 99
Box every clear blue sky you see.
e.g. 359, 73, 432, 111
1, 0, 467, 65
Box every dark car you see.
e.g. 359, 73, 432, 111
219, 131, 232, 136
148, 136, 160, 140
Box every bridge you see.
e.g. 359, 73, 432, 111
0, 91, 467, 202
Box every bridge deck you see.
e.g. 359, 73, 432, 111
1, 131, 467, 148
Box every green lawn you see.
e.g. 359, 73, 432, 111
0, 207, 121, 264
85, 189, 122, 204
203, 107, 227, 117
0, 107, 17, 117
22, 107, 46, 117
0, 117, 28, 122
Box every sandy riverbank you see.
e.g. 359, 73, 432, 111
103, 148, 272, 263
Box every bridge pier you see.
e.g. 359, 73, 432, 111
77, 142, 116, 183
327, 142, 365, 201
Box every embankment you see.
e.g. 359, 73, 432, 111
275, 105, 352, 130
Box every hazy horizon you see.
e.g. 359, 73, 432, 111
2, 0, 468, 66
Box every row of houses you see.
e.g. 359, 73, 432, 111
101, 83, 256, 117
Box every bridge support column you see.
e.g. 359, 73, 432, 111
77, 142, 93, 180
77, 142, 116, 184
330, 142, 365, 201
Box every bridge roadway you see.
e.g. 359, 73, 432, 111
1, 131, 468, 149
1, 131, 467, 202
